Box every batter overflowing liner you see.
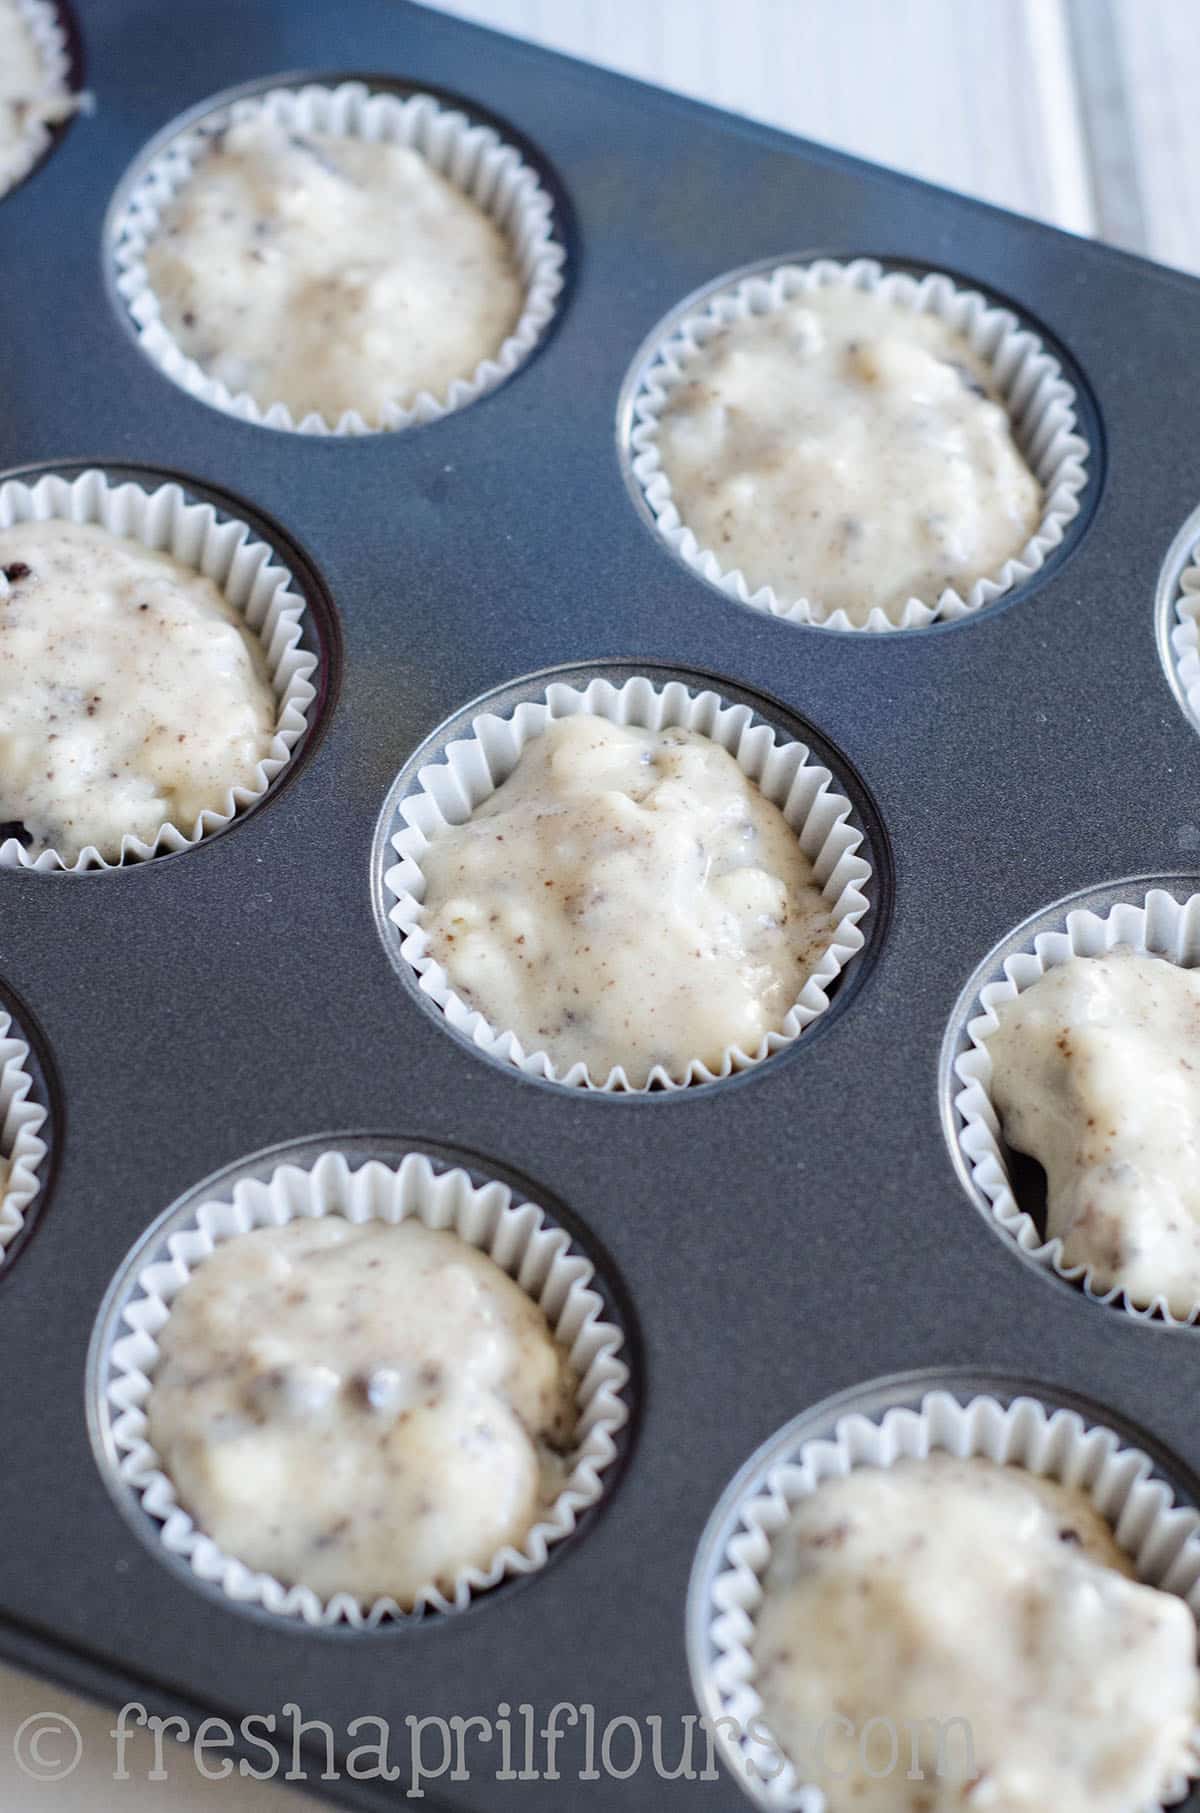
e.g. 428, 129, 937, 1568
755, 1455, 1200, 1813
985, 948, 1200, 1316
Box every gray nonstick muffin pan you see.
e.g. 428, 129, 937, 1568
3, 1, 1200, 1807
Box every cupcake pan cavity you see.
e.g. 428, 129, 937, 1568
0, 466, 322, 869
376, 665, 879, 1091
90, 1140, 631, 1626
688, 1374, 1200, 1811
943, 878, 1200, 1323
108, 78, 567, 434
619, 255, 1094, 632
1, 2, 1199, 1809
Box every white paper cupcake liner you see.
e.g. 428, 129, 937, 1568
0, 1007, 48, 1262
0, 0, 78, 200
952, 885, 1200, 1322
1167, 526, 1200, 736
625, 257, 1090, 633
693, 1387, 1200, 1811
110, 80, 566, 435
99, 1148, 629, 1627
382, 674, 874, 1090
0, 468, 318, 871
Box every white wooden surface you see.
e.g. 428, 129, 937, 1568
6, 2, 1200, 1808
432, 0, 1094, 227
1111, 0, 1200, 272
425, 0, 1200, 275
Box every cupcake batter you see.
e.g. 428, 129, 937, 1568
145, 118, 524, 423
147, 1217, 577, 1605
0, 519, 276, 862
655, 287, 1042, 624
986, 949, 1200, 1315
419, 714, 836, 1083
755, 1455, 1200, 1813
0, 0, 74, 193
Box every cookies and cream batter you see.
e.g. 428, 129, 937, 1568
0, 0, 74, 192
755, 1455, 1200, 1813
0, 519, 276, 862
145, 118, 524, 422
655, 287, 1042, 624
147, 1217, 576, 1605
986, 949, 1200, 1314
419, 714, 836, 1083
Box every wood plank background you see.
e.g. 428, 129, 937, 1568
427, 0, 1199, 274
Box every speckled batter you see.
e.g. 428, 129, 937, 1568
656, 287, 1042, 624
986, 949, 1200, 1314
419, 714, 836, 1083
145, 118, 525, 423
0, 0, 74, 194
147, 1217, 577, 1605
755, 1455, 1200, 1813
0, 519, 276, 862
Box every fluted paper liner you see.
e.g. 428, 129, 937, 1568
111, 81, 565, 435
1168, 532, 1200, 734
953, 886, 1200, 1322
0, 1008, 48, 1262
0, 468, 318, 871
693, 1388, 1200, 1810
382, 674, 873, 1090
99, 1149, 629, 1626
0, 0, 77, 199
626, 257, 1089, 632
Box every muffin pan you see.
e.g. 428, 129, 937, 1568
4, 0, 1200, 1808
